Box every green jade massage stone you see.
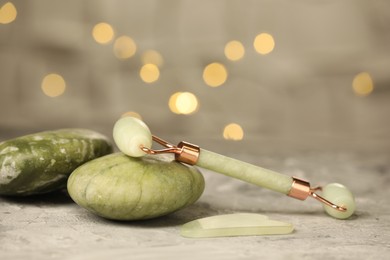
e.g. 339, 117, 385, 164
67, 153, 205, 220
0, 129, 113, 196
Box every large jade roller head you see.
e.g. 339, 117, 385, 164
113, 116, 356, 219
113, 116, 152, 157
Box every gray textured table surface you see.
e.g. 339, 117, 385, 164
1, 141, 389, 260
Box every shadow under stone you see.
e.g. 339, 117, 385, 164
0, 189, 74, 205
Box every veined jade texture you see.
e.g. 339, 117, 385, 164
0, 129, 112, 196
67, 153, 205, 220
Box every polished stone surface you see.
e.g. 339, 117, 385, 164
1, 147, 389, 260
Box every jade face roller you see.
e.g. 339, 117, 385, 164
113, 116, 356, 219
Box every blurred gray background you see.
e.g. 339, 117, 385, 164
1, 2, 390, 259
1, 0, 389, 153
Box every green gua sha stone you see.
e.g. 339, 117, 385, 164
67, 153, 205, 220
180, 213, 294, 238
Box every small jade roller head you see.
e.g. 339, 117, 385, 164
113, 116, 356, 219
289, 178, 356, 219
321, 183, 356, 219
113, 116, 152, 157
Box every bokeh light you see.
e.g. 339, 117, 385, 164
41, 73, 66, 97
168, 92, 181, 114
224, 40, 245, 61
140, 63, 160, 83
121, 111, 142, 120
169, 92, 199, 115
141, 50, 164, 67
0, 2, 17, 24
203, 62, 228, 87
223, 123, 244, 141
254, 33, 275, 55
113, 36, 136, 59
92, 22, 114, 44
352, 72, 374, 97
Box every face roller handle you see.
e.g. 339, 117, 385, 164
113, 117, 355, 219
141, 135, 355, 219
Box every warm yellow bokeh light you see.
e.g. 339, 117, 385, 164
113, 36, 136, 59
223, 123, 244, 141
169, 92, 199, 115
176, 92, 199, 115
0, 2, 17, 24
203, 62, 228, 87
92, 22, 114, 44
140, 64, 160, 83
41, 73, 66, 97
168, 92, 181, 114
121, 111, 142, 120
352, 72, 374, 97
141, 50, 164, 67
224, 40, 245, 61
254, 33, 275, 55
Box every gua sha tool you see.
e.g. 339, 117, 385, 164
180, 213, 294, 238
113, 117, 356, 219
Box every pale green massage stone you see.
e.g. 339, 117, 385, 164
67, 153, 205, 220
180, 213, 294, 238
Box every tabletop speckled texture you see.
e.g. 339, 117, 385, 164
1, 145, 389, 260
